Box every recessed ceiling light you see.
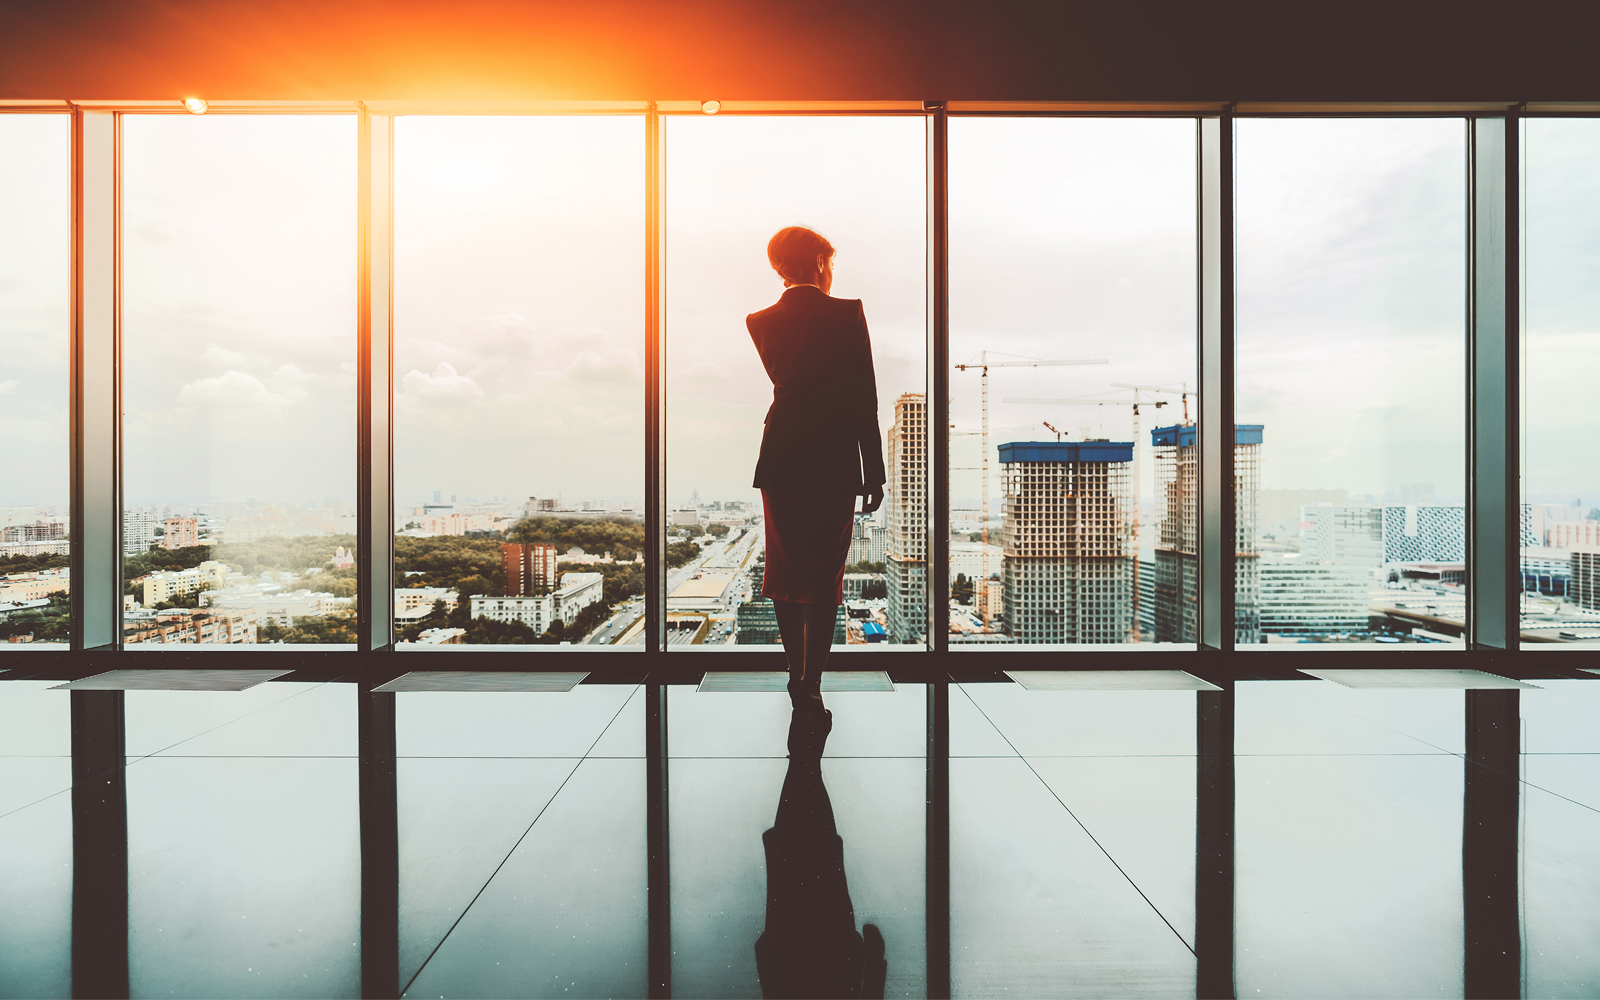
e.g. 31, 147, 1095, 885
701, 100, 721, 115
183, 97, 208, 115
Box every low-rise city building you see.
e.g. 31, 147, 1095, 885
124, 609, 257, 644
470, 571, 605, 634
0, 567, 71, 602
143, 560, 232, 607
415, 627, 467, 644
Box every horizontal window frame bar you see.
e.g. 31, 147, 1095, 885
7, 647, 1595, 682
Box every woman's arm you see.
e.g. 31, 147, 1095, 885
853, 301, 887, 505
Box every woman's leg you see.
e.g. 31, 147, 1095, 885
772, 598, 810, 698
800, 602, 838, 696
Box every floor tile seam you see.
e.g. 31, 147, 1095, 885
0, 785, 73, 823
125, 681, 334, 765
400, 682, 643, 998
1232, 751, 1469, 757
1518, 778, 1600, 817
1262, 683, 1467, 758
954, 683, 1198, 957
667, 754, 926, 760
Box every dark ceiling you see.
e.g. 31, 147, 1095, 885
1, 0, 1593, 102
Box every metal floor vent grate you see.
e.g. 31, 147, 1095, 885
373, 671, 589, 692
50, 669, 293, 691
697, 671, 895, 693
1004, 669, 1222, 691
1300, 668, 1538, 689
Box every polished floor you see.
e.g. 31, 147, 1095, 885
1, 673, 1598, 998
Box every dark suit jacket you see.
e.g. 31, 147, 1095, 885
747, 285, 887, 494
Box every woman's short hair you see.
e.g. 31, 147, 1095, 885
766, 226, 835, 283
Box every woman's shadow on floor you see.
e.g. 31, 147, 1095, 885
753, 708, 888, 999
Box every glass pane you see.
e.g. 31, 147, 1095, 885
124, 684, 359, 997
949, 117, 1197, 646
121, 115, 357, 646
1237, 119, 1467, 646
392, 116, 645, 648
1520, 680, 1600, 994
0, 681, 73, 996
396, 685, 646, 996
1523, 118, 1600, 644
668, 681, 927, 996
0, 114, 71, 648
663, 116, 926, 648
1236, 681, 1464, 995
951, 682, 1197, 994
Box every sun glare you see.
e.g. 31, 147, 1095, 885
182, 97, 208, 114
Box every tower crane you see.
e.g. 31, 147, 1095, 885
953, 352, 1107, 632
1004, 386, 1183, 642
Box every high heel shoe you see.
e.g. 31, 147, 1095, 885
786, 705, 832, 757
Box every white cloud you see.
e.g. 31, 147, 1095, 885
401, 362, 484, 399
175, 369, 280, 408
0, 379, 17, 394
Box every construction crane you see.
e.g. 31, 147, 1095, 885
1004, 388, 1180, 642
953, 351, 1108, 631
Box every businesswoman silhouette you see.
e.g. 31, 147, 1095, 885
748, 227, 885, 747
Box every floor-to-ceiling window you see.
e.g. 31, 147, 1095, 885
1236, 118, 1468, 647
662, 114, 927, 649
0, 113, 71, 648
391, 114, 646, 648
948, 116, 1198, 648
121, 114, 358, 647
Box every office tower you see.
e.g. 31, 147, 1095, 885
1570, 546, 1600, 611
502, 542, 558, 596
999, 440, 1133, 644
1151, 424, 1263, 644
885, 393, 926, 643
1301, 505, 1383, 566
1258, 555, 1370, 636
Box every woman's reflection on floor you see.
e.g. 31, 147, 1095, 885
754, 709, 887, 999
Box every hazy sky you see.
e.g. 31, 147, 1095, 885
393, 115, 644, 508
0, 115, 69, 509
120, 114, 357, 507
950, 116, 1196, 509
2, 113, 1597, 514
1238, 118, 1466, 502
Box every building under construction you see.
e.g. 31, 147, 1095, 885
1000, 440, 1134, 644
1150, 423, 1263, 644
886, 393, 928, 644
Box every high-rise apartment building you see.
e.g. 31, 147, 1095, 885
123, 507, 158, 555
999, 440, 1133, 644
161, 516, 199, 550
502, 542, 559, 596
885, 393, 926, 644
1151, 424, 1263, 644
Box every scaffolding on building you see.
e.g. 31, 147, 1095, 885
999, 441, 1134, 644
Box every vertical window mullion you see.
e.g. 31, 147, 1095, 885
358, 111, 395, 653
929, 103, 951, 654
71, 108, 121, 651
1198, 114, 1236, 652
645, 105, 666, 656
1467, 113, 1518, 651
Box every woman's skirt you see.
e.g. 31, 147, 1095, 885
760, 488, 857, 605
